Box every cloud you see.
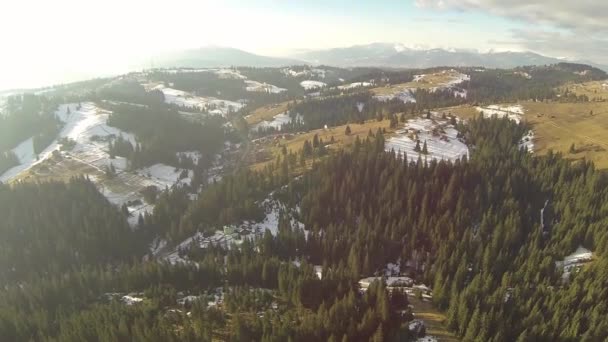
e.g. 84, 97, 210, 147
413, 17, 463, 24
507, 30, 608, 65
416, 0, 608, 65
415, 0, 608, 32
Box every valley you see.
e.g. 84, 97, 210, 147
1, 60, 608, 342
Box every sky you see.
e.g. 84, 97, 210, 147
1, 0, 607, 90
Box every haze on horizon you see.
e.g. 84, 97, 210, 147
1, 0, 607, 91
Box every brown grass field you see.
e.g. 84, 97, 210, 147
245, 101, 291, 125
557, 81, 608, 101
408, 296, 459, 341
249, 119, 397, 172
437, 101, 608, 169
372, 70, 464, 96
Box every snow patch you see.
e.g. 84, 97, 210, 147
374, 89, 416, 104
137, 164, 192, 188
300, 80, 326, 90
385, 117, 468, 163
155, 86, 244, 116
520, 130, 534, 153
253, 112, 303, 131
476, 105, 524, 124
338, 82, 373, 90
245, 80, 287, 94
121, 295, 143, 305
165, 195, 306, 264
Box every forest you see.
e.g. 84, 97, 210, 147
0, 94, 61, 159
103, 102, 227, 169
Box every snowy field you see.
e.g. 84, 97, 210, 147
155, 85, 244, 116
1, 103, 136, 182
138, 164, 192, 188
476, 105, 524, 123
213, 68, 247, 80
338, 82, 373, 90
374, 89, 416, 103
515, 71, 532, 79
385, 117, 469, 163
245, 80, 287, 94
252, 112, 303, 131
300, 80, 326, 90
283, 68, 326, 79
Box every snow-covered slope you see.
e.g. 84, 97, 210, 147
245, 80, 287, 94
476, 105, 524, 123
155, 85, 244, 116
337, 82, 373, 90
385, 117, 469, 163
374, 89, 416, 104
252, 112, 303, 132
300, 80, 326, 90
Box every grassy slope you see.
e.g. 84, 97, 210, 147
372, 70, 462, 95
437, 101, 608, 169
409, 297, 459, 342
245, 101, 291, 125
250, 119, 396, 172
558, 81, 608, 101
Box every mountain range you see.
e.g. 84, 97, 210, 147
155, 43, 608, 71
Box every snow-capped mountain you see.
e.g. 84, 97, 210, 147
292, 43, 608, 70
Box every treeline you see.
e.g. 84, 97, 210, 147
0, 260, 223, 342
258, 91, 463, 134
149, 69, 293, 110
466, 63, 607, 103
97, 79, 165, 106
0, 94, 61, 156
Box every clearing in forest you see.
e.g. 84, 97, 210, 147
245, 101, 292, 125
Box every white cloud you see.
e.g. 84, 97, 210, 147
415, 0, 608, 31
416, 0, 608, 65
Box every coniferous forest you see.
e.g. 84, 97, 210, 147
0, 112, 607, 341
